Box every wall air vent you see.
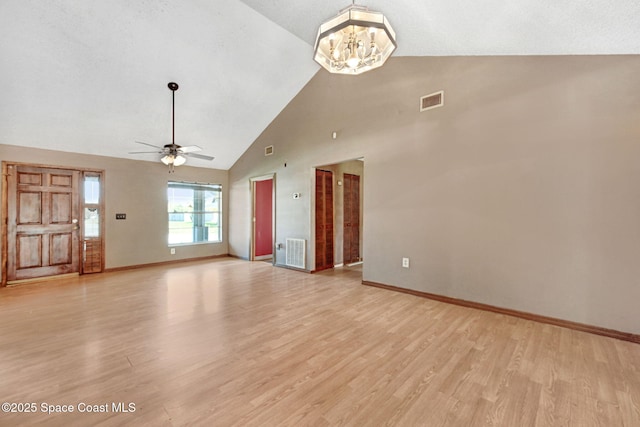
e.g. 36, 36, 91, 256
420, 90, 444, 112
265, 145, 274, 156
285, 238, 306, 269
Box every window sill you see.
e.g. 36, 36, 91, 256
168, 241, 223, 248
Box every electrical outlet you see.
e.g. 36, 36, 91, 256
170, 248, 176, 255
402, 257, 410, 268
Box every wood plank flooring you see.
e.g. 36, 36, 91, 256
0, 257, 639, 426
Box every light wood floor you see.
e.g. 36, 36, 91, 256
1, 258, 639, 426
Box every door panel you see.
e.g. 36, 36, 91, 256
17, 235, 42, 268
19, 192, 42, 223
51, 193, 72, 223
343, 173, 360, 264
51, 173, 72, 187
7, 165, 80, 282
51, 233, 73, 265
315, 169, 334, 271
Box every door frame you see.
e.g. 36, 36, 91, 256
249, 173, 275, 263
312, 158, 364, 272
1, 161, 105, 286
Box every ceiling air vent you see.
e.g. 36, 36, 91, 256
265, 145, 274, 156
420, 91, 444, 112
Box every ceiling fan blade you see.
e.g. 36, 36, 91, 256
178, 145, 202, 153
129, 150, 163, 154
185, 152, 215, 161
135, 141, 164, 149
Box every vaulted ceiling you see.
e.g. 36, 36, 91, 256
1, 0, 639, 170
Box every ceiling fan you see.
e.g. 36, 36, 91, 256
130, 82, 214, 172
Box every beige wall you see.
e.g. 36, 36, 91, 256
229, 55, 640, 335
0, 144, 229, 271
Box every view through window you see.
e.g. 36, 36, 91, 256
168, 181, 222, 244
84, 174, 100, 237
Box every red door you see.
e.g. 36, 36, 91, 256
254, 179, 273, 258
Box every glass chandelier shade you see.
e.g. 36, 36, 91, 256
161, 154, 186, 166
313, 5, 397, 75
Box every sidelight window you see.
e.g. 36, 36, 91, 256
84, 175, 100, 237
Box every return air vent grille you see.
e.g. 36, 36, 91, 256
420, 91, 444, 112
285, 238, 306, 269
265, 145, 274, 156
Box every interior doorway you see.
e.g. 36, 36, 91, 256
314, 158, 364, 272
250, 174, 275, 262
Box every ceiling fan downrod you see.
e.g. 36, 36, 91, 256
129, 81, 214, 170
168, 82, 179, 146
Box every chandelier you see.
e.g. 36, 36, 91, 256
313, 3, 396, 75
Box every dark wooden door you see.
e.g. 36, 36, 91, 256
343, 173, 360, 264
315, 169, 333, 271
6, 165, 81, 282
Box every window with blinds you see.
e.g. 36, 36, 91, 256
167, 181, 222, 244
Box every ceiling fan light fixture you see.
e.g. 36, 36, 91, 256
161, 153, 186, 173
161, 154, 186, 165
161, 154, 174, 165
313, 3, 396, 75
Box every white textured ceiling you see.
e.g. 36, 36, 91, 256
1, 0, 639, 170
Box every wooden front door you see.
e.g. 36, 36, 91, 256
6, 165, 81, 282
315, 169, 334, 271
343, 173, 360, 264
